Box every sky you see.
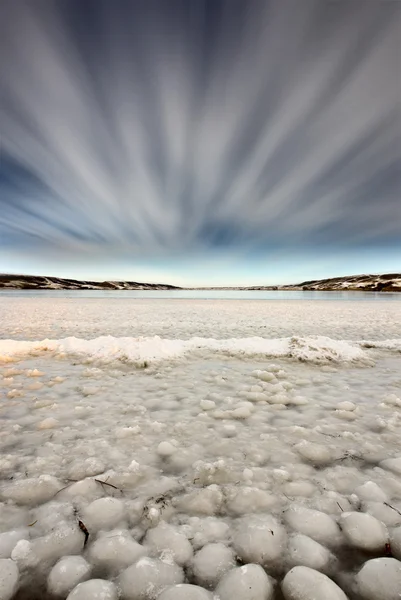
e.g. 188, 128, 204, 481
1, 0, 400, 287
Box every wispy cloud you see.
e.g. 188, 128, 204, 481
1, 0, 400, 261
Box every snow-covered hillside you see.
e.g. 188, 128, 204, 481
0, 274, 180, 290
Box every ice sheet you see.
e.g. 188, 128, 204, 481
1, 298, 401, 599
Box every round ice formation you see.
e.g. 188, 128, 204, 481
27, 369, 44, 377
186, 517, 230, 550
355, 558, 401, 600
200, 400, 216, 411
252, 370, 276, 382
157, 441, 177, 457
48, 555, 91, 596
282, 566, 348, 600
339, 512, 388, 551
216, 564, 274, 600
363, 501, 401, 527
144, 522, 193, 566
232, 515, 287, 568
287, 534, 334, 572
0, 475, 61, 505
119, 557, 184, 600
226, 487, 277, 515
294, 441, 333, 466
283, 482, 316, 498
37, 417, 59, 429
355, 481, 388, 503
82, 497, 126, 532
68, 458, 105, 479
12, 524, 83, 569
88, 532, 146, 573
0, 559, 19, 600
284, 505, 341, 546
177, 485, 223, 516
66, 579, 118, 600
336, 401, 356, 411
59, 478, 102, 501
0, 529, 29, 559
191, 542, 236, 588
380, 457, 401, 475
157, 584, 212, 600
231, 406, 252, 419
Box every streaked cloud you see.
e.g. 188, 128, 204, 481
1, 0, 400, 265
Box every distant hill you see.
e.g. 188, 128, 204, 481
1, 273, 400, 291
191, 273, 401, 292
281, 273, 401, 292
0, 274, 180, 290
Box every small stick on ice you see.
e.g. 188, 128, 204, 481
384, 502, 401, 517
94, 478, 122, 494
78, 520, 89, 548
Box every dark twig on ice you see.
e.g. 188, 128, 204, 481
384, 502, 401, 517
78, 520, 89, 548
94, 478, 122, 493
73, 505, 90, 548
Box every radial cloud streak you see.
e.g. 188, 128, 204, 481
0, 0, 400, 265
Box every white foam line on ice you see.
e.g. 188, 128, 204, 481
0, 335, 387, 364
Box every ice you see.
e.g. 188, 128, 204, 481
336, 401, 356, 411
200, 399, 216, 410
282, 566, 348, 600
37, 417, 59, 429
68, 458, 106, 479
183, 517, 230, 550
12, 524, 84, 570
355, 558, 401, 600
0, 529, 29, 559
157, 441, 177, 457
88, 531, 146, 573
287, 534, 334, 572
283, 481, 316, 497
355, 481, 388, 503
0, 475, 61, 505
215, 564, 274, 600
157, 584, 212, 600
144, 522, 193, 566
82, 497, 126, 532
0, 558, 19, 600
177, 485, 223, 516
58, 478, 102, 501
294, 441, 333, 466
339, 512, 388, 551
231, 405, 252, 419
284, 505, 342, 546
390, 527, 401, 560
66, 579, 118, 600
225, 487, 278, 515
118, 557, 184, 599
0, 334, 373, 365
363, 501, 401, 526
48, 555, 91, 596
2, 297, 401, 598
379, 457, 401, 475
190, 542, 235, 588
232, 515, 287, 569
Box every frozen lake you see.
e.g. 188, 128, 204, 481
1, 297, 401, 599
0, 289, 400, 300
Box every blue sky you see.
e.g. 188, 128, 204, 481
1, 0, 400, 286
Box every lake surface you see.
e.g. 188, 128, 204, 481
0, 289, 400, 300
1, 296, 401, 599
